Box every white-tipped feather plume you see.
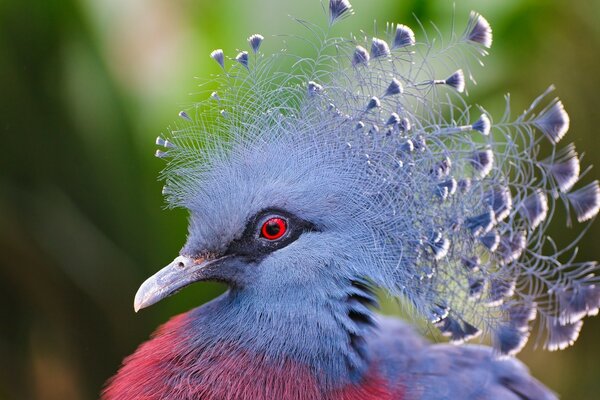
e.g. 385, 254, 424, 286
247, 34, 264, 53
392, 24, 415, 48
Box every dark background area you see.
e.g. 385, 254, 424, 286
1, 0, 599, 398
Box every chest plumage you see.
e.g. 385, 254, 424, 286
103, 312, 402, 400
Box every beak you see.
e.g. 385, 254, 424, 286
134, 255, 218, 312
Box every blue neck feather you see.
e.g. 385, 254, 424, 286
184, 278, 378, 388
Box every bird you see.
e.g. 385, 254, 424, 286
103, 1, 600, 399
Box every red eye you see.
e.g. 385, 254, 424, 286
260, 217, 287, 240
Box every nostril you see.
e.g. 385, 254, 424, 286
173, 256, 188, 269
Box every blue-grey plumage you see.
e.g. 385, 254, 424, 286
124, 1, 600, 398
372, 318, 556, 399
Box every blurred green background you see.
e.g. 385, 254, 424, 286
1, 0, 599, 399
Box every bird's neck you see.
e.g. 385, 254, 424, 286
185, 285, 377, 388
104, 282, 394, 400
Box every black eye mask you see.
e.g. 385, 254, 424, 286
224, 208, 318, 261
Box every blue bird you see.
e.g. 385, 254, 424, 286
104, 1, 600, 399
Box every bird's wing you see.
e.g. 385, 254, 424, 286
370, 317, 557, 400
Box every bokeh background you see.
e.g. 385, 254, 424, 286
1, 0, 599, 398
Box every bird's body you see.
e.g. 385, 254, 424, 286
104, 1, 600, 398
104, 298, 398, 400
105, 296, 554, 400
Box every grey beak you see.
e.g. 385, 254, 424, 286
134, 255, 213, 312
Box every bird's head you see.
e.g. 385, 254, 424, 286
134, 127, 386, 312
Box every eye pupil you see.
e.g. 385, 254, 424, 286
261, 217, 287, 240
265, 222, 280, 236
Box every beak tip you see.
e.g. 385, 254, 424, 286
133, 289, 151, 313
133, 284, 151, 313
